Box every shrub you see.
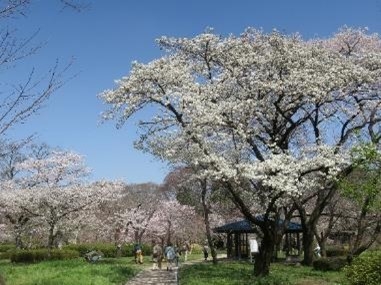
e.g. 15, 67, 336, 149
64, 243, 117, 257
344, 250, 381, 285
0, 250, 12, 260
64, 243, 151, 258
190, 243, 203, 254
326, 246, 348, 257
312, 256, 348, 271
0, 244, 15, 253
124, 243, 152, 257
10, 249, 79, 263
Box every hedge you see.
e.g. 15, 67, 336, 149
64, 243, 152, 258
344, 250, 381, 285
325, 247, 348, 257
312, 256, 348, 271
10, 249, 79, 263
0, 244, 15, 253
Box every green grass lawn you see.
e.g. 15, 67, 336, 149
0, 257, 147, 285
178, 259, 349, 285
0, 253, 351, 285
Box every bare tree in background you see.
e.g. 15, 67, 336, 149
0, 0, 89, 136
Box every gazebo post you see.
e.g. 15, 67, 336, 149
227, 233, 232, 258
234, 233, 239, 259
297, 232, 301, 256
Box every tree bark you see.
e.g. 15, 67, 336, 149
201, 179, 218, 264
254, 230, 274, 277
302, 226, 315, 265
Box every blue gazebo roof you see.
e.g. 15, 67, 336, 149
213, 217, 302, 233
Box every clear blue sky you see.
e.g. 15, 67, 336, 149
4, 0, 381, 184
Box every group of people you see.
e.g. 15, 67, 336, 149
133, 241, 209, 270
151, 241, 184, 271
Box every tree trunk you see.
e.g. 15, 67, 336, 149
254, 231, 274, 277
15, 231, 23, 249
201, 179, 218, 264
47, 223, 56, 252
302, 227, 315, 265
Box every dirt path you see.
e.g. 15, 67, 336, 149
125, 254, 226, 285
125, 267, 178, 285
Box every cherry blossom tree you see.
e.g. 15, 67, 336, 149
0, 138, 32, 180
162, 167, 236, 264
0, 146, 101, 249
0, 187, 38, 248
16, 148, 90, 188
146, 199, 199, 245
100, 27, 381, 276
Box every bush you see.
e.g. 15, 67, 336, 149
344, 250, 381, 285
190, 243, 203, 254
0, 244, 15, 253
64, 243, 151, 258
64, 243, 117, 257
312, 256, 348, 271
123, 243, 152, 257
10, 249, 79, 263
326, 246, 348, 257
0, 250, 13, 260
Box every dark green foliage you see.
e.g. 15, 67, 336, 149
64, 243, 152, 258
326, 247, 348, 257
10, 249, 79, 263
0, 244, 16, 260
344, 250, 381, 285
122, 243, 151, 257
0, 245, 15, 253
0, 252, 12, 260
312, 257, 348, 271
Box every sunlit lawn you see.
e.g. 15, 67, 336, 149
0, 252, 206, 285
0, 253, 350, 285
179, 259, 349, 285
0, 257, 147, 285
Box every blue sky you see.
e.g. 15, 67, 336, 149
4, 0, 381, 184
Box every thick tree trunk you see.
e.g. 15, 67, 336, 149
254, 231, 274, 277
302, 227, 315, 265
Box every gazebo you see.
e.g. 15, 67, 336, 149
213, 218, 303, 259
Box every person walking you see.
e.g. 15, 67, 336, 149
133, 243, 143, 264
203, 244, 209, 261
152, 241, 163, 270
164, 243, 176, 271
